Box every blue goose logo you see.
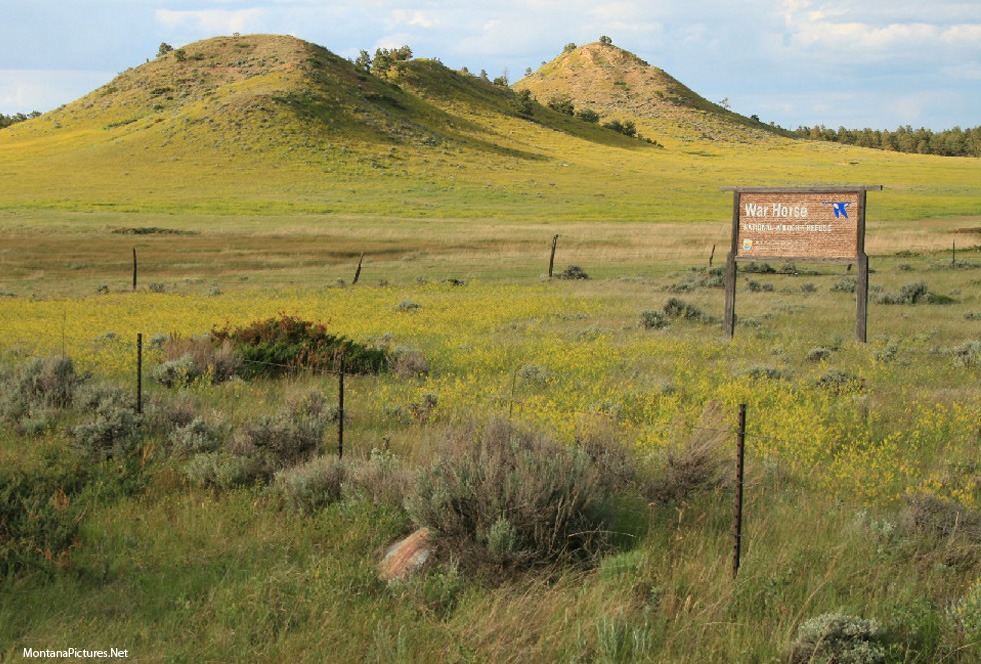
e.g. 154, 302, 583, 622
822, 201, 851, 218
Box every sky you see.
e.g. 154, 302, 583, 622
1, 0, 978, 130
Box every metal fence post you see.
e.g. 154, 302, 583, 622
732, 403, 747, 577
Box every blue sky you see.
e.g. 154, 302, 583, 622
1, 0, 978, 130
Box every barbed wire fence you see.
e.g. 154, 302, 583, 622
3, 317, 978, 578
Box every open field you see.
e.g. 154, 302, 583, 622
1, 35, 979, 662
0, 209, 978, 298
1, 209, 979, 662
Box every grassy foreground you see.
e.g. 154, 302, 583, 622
1, 215, 978, 662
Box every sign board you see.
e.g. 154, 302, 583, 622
721, 185, 882, 343
735, 191, 861, 261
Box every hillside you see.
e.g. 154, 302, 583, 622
515, 42, 786, 145
0, 34, 978, 222
4, 35, 557, 160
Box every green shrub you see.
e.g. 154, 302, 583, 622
547, 96, 575, 115
0, 355, 84, 429
831, 277, 857, 293
663, 297, 703, 321
150, 355, 196, 388
877, 281, 929, 305
405, 420, 616, 571
344, 447, 414, 508
517, 363, 552, 386
151, 335, 241, 386
742, 262, 776, 274
182, 452, 253, 491
640, 310, 669, 330
0, 461, 85, 575
167, 416, 225, 458
211, 314, 386, 377
816, 369, 865, 394
786, 613, 887, 664
900, 493, 980, 568
644, 403, 729, 504
73, 388, 143, 460
229, 395, 332, 482
396, 300, 421, 312
602, 119, 636, 137
807, 347, 833, 362
947, 340, 979, 367
271, 455, 347, 513
740, 365, 793, 381
747, 280, 774, 292
390, 346, 429, 378
558, 265, 590, 280
873, 342, 900, 364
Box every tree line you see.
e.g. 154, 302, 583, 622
0, 111, 41, 130
790, 124, 981, 157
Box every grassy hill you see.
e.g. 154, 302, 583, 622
515, 41, 785, 145
0, 33, 978, 223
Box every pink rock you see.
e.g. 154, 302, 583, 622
379, 527, 432, 582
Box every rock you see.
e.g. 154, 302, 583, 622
378, 527, 432, 582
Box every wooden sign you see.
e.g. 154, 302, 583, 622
721, 185, 882, 343
735, 191, 862, 261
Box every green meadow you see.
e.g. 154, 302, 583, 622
1, 35, 979, 663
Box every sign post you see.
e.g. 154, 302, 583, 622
721, 185, 881, 343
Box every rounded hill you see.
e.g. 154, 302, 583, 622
515, 42, 786, 145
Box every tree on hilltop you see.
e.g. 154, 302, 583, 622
355, 50, 372, 73
371, 45, 413, 76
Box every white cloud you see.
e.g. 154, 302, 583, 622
790, 20, 981, 53
389, 10, 439, 29
0, 70, 114, 114
155, 8, 268, 36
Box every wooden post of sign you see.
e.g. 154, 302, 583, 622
548, 234, 559, 279
855, 189, 869, 343
723, 192, 741, 340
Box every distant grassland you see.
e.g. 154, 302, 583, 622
1, 76, 979, 222
0, 210, 977, 300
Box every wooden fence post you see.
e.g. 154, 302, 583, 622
548, 234, 559, 278
132, 248, 138, 291
352, 252, 364, 285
